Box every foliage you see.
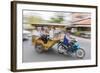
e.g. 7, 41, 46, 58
74, 31, 81, 36
25, 16, 43, 24
49, 13, 65, 23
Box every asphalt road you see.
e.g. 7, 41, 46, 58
22, 36, 91, 63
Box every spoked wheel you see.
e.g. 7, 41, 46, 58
58, 45, 67, 55
35, 44, 44, 53
75, 48, 85, 59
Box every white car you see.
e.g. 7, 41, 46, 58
81, 32, 91, 38
23, 30, 32, 41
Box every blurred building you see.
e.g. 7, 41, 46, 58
69, 13, 91, 38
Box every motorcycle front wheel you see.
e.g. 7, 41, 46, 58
75, 48, 85, 59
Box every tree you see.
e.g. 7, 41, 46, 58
27, 16, 43, 24
49, 12, 65, 23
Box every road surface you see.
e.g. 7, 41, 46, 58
22, 35, 91, 63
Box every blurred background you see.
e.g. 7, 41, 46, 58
22, 10, 91, 63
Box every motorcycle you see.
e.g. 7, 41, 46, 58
57, 39, 85, 59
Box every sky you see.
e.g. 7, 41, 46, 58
23, 10, 73, 22
23, 10, 91, 24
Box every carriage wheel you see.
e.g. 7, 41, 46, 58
35, 44, 44, 53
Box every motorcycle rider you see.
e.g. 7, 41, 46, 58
40, 26, 49, 44
63, 29, 72, 47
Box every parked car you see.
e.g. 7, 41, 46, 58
23, 30, 32, 41
80, 32, 91, 38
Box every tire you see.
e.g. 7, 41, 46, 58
75, 48, 85, 59
35, 44, 44, 53
58, 45, 67, 55
58, 45, 63, 54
